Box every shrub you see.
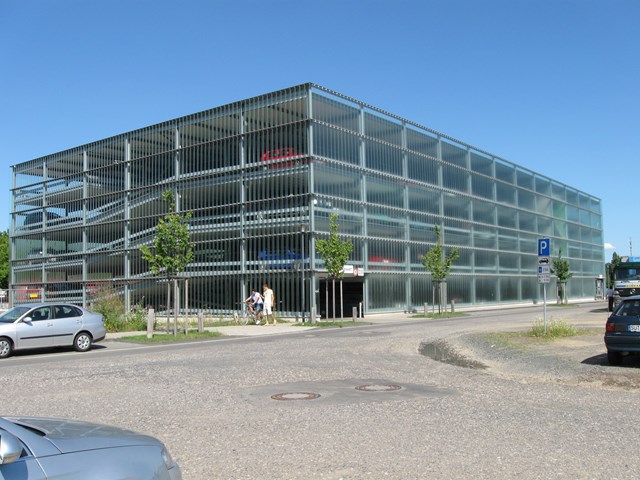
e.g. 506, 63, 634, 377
123, 303, 150, 331
92, 291, 150, 332
92, 293, 125, 332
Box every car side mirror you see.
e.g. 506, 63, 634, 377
22, 317, 32, 324
0, 430, 23, 465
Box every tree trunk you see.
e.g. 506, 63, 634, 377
332, 278, 336, 321
325, 278, 329, 321
173, 278, 179, 336
557, 281, 567, 305
166, 281, 171, 333
432, 280, 447, 314
340, 279, 344, 319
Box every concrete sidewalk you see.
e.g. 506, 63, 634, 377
104, 312, 412, 340
106, 322, 311, 340
104, 301, 607, 341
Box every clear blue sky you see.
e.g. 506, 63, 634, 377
1, 0, 638, 261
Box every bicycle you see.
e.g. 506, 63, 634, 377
234, 301, 259, 326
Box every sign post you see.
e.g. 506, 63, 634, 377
538, 238, 551, 334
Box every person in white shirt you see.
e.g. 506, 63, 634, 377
262, 283, 275, 325
244, 288, 263, 324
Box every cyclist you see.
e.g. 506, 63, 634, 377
244, 288, 264, 325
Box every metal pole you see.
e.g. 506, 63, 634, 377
301, 226, 305, 323
543, 283, 547, 334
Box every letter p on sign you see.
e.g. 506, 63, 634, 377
538, 238, 550, 257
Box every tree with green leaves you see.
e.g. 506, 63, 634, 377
606, 252, 622, 289
0, 230, 9, 290
422, 226, 459, 313
315, 213, 353, 320
551, 248, 573, 304
140, 190, 194, 334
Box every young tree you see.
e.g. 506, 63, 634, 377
606, 252, 621, 289
140, 190, 194, 334
551, 248, 573, 304
0, 230, 9, 290
422, 226, 459, 313
315, 213, 353, 320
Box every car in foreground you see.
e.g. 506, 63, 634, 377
0, 303, 106, 359
604, 295, 640, 365
0, 416, 181, 479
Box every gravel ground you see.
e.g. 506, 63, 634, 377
420, 310, 640, 391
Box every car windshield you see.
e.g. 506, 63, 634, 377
616, 268, 640, 281
0, 306, 32, 323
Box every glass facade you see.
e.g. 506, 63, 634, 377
10, 83, 604, 314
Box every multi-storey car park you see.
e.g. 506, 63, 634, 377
10, 83, 604, 316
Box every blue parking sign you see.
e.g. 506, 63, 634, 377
538, 238, 550, 257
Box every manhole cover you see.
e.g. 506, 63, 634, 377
355, 384, 402, 392
271, 392, 321, 401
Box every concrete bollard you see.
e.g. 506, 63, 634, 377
198, 311, 204, 332
352, 306, 357, 322
311, 306, 317, 324
451, 299, 455, 313
147, 308, 155, 339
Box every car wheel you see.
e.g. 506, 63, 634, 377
607, 350, 623, 366
74, 332, 93, 352
0, 337, 12, 358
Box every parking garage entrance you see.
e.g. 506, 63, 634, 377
317, 276, 364, 320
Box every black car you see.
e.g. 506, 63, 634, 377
604, 295, 640, 365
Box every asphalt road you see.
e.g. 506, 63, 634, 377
3, 302, 639, 479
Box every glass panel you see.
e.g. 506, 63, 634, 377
495, 160, 514, 183
516, 169, 534, 189
441, 141, 467, 167
408, 187, 440, 215
473, 225, 496, 249
406, 128, 438, 157
442, 193, 470, 219
442, 165, 469, 193
314, 164, 361, 201
471, 173, 493, 199
518, 211, 536, 232
472, 201, 495, 225
408, 154, 439, 185
313, 124, 359, 165
364, 112, 403, 146
470, 151, 493, 176
518, 189, 535, 210
535, 176, 551, 195
475, 276, 498, 302
497, 205, 517, 228
312, 93, 360, 132
366, 174, 404, 208
365, 140, 403, 175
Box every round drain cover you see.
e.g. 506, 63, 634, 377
271, 392, 321, 401
355, 384, 402, 392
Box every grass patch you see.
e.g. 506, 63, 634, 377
481, 320, 597, 350
528, 319, 577, 338
119, 331, 222, 343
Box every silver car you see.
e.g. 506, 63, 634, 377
0, 416, 181, 479
0, 303, 106, 358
